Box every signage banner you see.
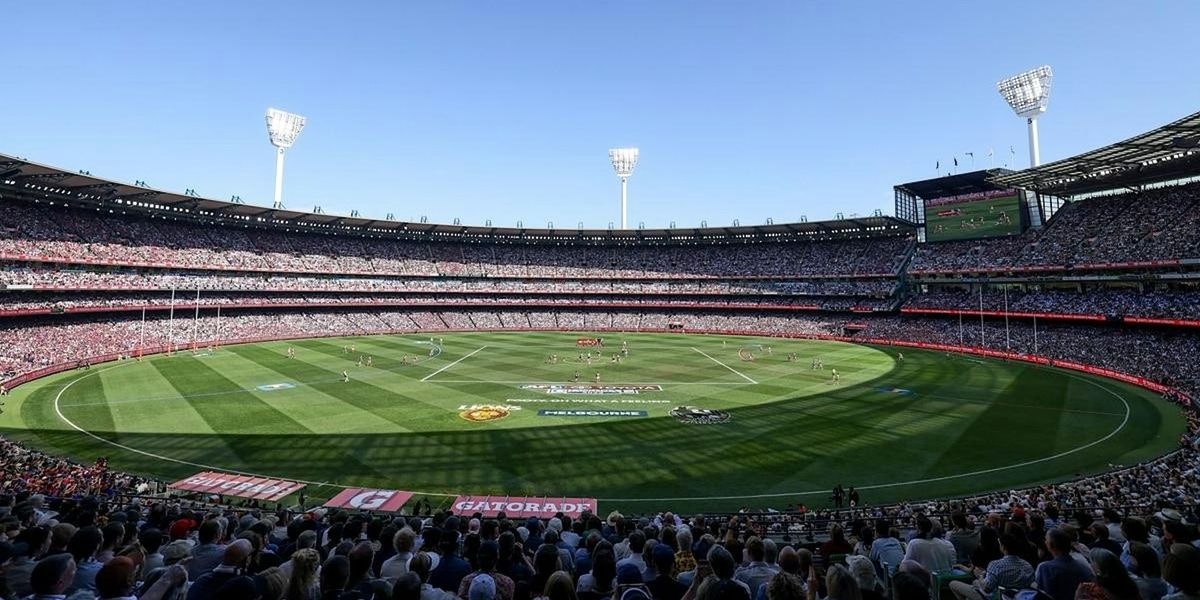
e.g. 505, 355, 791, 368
451, 495, 596, 519
323, 488, 414, 512
168, 471, 305, 502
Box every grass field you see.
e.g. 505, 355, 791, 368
0, 332, 1185, 512
926, 195, 1022, 242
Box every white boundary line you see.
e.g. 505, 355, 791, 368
691, 347, 758, 384
41, 340, 1140, 502
420, 346, 488, 382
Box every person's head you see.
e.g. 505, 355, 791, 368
1121, 518, 1149, 544
698, 578, 751, 600
874, 520, 892, 539
139, 528, 165, 555
628, 530, 646, 554
1089, 548, 1138, 599
51, 523, 77, 551
1128, 542, 1161, 578
766, 570, 805, 600
591, 543, 616, 591
745, 536, 765, 562
392, 572, 422, 600
30, 553, 77, 595
1164, 543, 1200, 595
69, 526, 104, 562
348, 541, 375, 582
951, 512, 970, 531
846, 555, 877, 593
534, 543, 560, 575
777, 546, 800, 575
469, 573, 497, 600
829, 524, 846, 544
915, 517, 933, 539
999, 533, 1022, 556
892, 572, 930, 600
825, 564, 862, 600
96, 556, 139, 598
101, 522, 126, 551
17, 525, 51, 558
321, 555, 352, 593
198, 519, 222, 545
1045, 528, 1071, 557
544, 570, 578, 600
676, 528, 693, 555
409, 552, 433, 583
708, 544, 737, 580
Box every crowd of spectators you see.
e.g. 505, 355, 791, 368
907, 288, 1200, 320
911, 182, 1200, 273
1, 450, 1199, 600
0, 202, 912, 278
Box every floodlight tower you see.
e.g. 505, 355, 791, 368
997, 66, 1053, 167
608, 148, 639, 229
265, 107, 307, 209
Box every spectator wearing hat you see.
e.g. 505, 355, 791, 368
459, 541, 515, 600
469, 573, 497, 600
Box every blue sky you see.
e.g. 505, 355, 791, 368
6, 1, 1198, 228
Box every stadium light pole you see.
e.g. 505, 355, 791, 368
609, 148, 639, 229
265, 108, 307, 209
997, 66, 1053, 167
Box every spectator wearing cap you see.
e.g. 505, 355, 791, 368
411, 552, 459, 600
467, 572, 496, 600
68, 525, 105, 594
615, 562, 650, 600
734, 537, 777, 594
1034, 529, 1094, 600
188, 519, 225, 581
430, 529, 471, 592
28, 553, 77, 600
459, 541, 515, 600
187, 538, 254, 600
647, 543, 686, 600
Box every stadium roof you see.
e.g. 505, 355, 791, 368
0, 152, 913, 244
991, 109, 1200, 195
894, 169, 1016, 200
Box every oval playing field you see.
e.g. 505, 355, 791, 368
0, 332, 1185, 511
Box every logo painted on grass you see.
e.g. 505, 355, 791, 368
256, 383, 296, 392
537, 409, 648, 418
507, 398, 672, 405
457, 404, 521, 423
520, 384, 662, 395
669, 406, 732, 424
876, 387, 915, 396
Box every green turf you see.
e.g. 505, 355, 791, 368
0, 332, 1185, 512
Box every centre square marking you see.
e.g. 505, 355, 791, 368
256, 383, 296, 392
519, 384, 663, 395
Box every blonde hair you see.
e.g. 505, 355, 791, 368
287, 548, 321, 600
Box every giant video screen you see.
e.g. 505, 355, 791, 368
924, 189, 1024, 242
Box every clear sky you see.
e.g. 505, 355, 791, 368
6, 1, 1198, 228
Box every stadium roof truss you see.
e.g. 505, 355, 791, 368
0, 153, 914, 245
991, 110, 1200, 196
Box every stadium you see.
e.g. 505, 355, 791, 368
3, 6, 1200, 600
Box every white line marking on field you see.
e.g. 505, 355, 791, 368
691, 347, 758, 384
421, 346, 488, 382
428, 380, 748, 386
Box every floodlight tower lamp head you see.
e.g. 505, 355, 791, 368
997, 65, 1053, 167
265, 107, 307, 209
608, 147, 639, 230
